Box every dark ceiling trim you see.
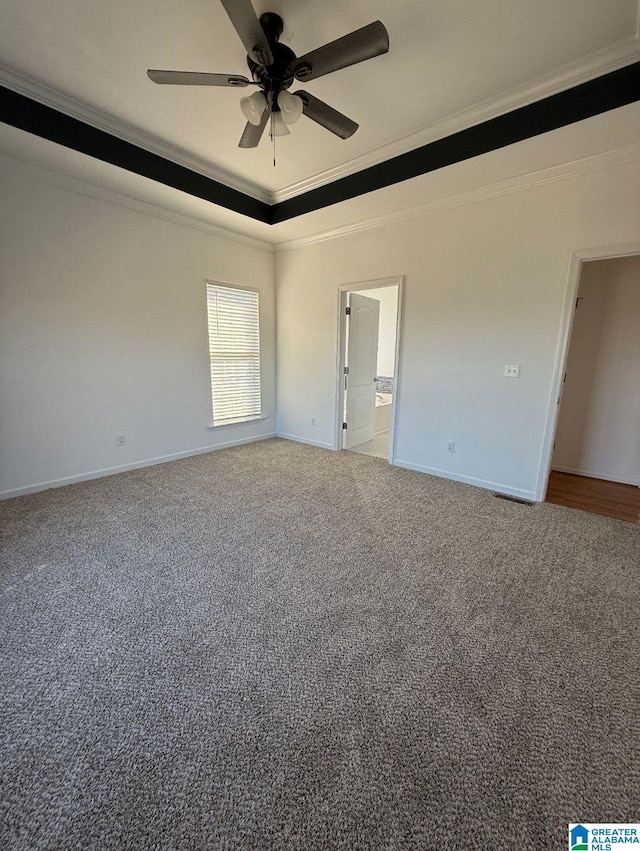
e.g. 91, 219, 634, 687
1, 61, 639, 227
0, 85, 271, 223
272, 61, 640, 223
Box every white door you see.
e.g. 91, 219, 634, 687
345, 293, 380, 448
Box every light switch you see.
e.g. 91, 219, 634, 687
504, 364, 520, 378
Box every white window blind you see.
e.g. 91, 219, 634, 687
206, 283, 261, 425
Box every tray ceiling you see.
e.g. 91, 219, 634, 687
1, 0, 638, 204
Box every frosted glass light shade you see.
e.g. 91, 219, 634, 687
271, 112, 290, 136
277, 90, 303, 125
240, 92, 267, 126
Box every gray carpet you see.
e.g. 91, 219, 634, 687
1, 438, 638, 850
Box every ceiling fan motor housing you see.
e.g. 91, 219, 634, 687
258, 13, 283, 43
247, 13, 296, 106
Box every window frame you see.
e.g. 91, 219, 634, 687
206, 280, 263, 428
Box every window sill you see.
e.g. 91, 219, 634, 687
208, 416, 267, 429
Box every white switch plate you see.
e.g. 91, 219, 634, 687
504, 364, 520, 378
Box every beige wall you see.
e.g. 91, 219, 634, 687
3, 111, 639, 502
553, 256, 640, 484
0, 166, 276, 497
276, 156, 640, 499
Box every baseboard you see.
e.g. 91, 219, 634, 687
393, 459, 538, 501
0, 432, 277, 500
551, 465, 639, 486
277, 432, 336, 450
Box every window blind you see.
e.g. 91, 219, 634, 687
206, 283, 261, 425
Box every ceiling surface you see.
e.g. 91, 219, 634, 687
1, 0, 639, 242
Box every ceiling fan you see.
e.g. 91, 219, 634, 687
147, 0, 389, 149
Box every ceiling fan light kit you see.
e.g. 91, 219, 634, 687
147, 0, 389, 155
271, 112, 291, 137
277, 89, 303, 125
240, 90, 267, 126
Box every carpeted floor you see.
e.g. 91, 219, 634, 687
1, 438, 638, 850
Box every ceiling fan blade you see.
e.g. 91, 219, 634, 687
293, 21, 389, 82
295, 92, 358, 139
238, 105, 271, 148
220, 0, 274, 67
147, 70, 252, 87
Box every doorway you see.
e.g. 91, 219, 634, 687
336, 277, 403, 462
545, 254, 640, 523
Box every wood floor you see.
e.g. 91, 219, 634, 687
546, 471, 640, 524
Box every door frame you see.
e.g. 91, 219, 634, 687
334, 275, 405, 462
535, 241, 640, 501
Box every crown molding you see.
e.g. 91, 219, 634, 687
0, 65, 271, 205
3, 56, 639, 227
0, 152, 275, 252
3, 135, 639, 256
274, 141, 640, 252
4, 137, 637, 255
272, 36, 640, 204
3, 33, 638, 211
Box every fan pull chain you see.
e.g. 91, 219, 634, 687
272, 112, 276, 167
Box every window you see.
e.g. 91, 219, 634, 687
206, 282, 261, 426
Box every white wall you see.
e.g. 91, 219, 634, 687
354, 285, 398, 377
552, 256, 640, 484
0, 165, 276, 497
275, 155, 640, 499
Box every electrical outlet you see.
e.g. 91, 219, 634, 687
311, 416, 316, 426
446, 440, 455, 453
504, 364, 520, 378
115, 434, 126, 446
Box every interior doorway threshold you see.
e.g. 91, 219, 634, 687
347, 432, 390, 460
